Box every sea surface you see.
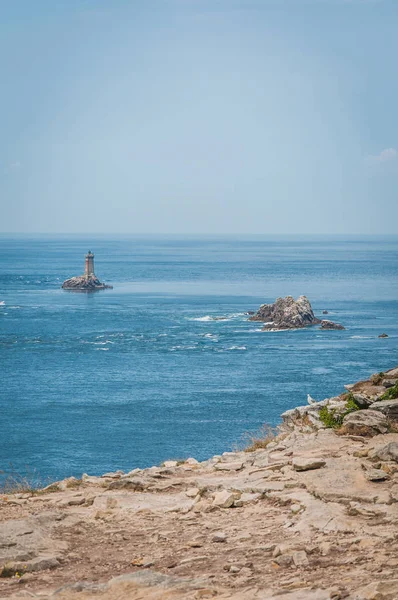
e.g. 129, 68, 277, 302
1, 235, 398, 486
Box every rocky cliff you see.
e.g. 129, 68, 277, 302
2, 367, 398, 600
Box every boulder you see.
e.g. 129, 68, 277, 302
379, 333, 389, 338
249, 295, 321, 330
320, 320, 345, 330
341, 410, 389, 436
374, 442, 398, 463
371, 399, 398, 420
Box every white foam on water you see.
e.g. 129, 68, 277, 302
312, 367, 331, 375
0, 301, 5, 306
350, 335, 373, 339
228, 346, 247, 351
96, 347, 109, 351
191, 316, 213, 322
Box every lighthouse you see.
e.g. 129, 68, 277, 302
85, 251, 95, 278
62, 251, 112, 290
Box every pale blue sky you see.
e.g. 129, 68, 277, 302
1, 0, 398, 234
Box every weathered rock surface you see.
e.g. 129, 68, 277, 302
249, 295, 321, 330
2, 366, 398, 600
341, 409, 389, 436
371, 398, 398, 419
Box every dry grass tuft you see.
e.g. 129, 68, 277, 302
0, 464, 47, 495
239, 424, 281, 453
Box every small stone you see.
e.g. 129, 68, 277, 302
211, 532, 227, 543
275, 554, 293, 567
186, 488, 200, 498
163, 461, 178, 468
186, 539, 203, 548
212, 490, 240, 508
292, 457, 326, 472
214, 462, 244, 472
365, 469, 390, 482
185, 457, 199, 465
229, 565, 241, 573
234, 492, 261, 507
290, 504, 301, 514
67, 496, 86, 506
292, 550, 309, 567
179, 556, 207, 565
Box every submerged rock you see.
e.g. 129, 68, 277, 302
249, 295, 321, 330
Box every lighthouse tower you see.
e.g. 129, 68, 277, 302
85, 251, 95, 278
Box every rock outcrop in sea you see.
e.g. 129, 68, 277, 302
2, 366, 398, 599
62, 251, 112, 291
319, 319, 345, 330
249, 296, 345, 331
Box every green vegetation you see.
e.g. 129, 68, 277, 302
319, 394, 361, 429
380, 380, 398, 400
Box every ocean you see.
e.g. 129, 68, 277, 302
1, 235, 397, 486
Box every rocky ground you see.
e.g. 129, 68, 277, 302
2, 367, 398, 600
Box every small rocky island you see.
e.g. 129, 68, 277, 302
62, 251, 112, 291
249, 295, 345, 330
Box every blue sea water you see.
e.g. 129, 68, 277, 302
1, 235, 397, 485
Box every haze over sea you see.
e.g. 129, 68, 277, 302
1, 235, 397, 485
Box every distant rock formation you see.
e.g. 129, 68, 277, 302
62, 275, 112, 291
320, 319, 345, 330
379, 333, 389, 338
249, 295, 321, 330
62, 251, 112, 292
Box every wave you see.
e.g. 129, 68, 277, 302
191, 312, 246, 322
192, 315, 214, 322
228, 346, 247, 351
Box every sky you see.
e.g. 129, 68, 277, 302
1, 0, 398, 235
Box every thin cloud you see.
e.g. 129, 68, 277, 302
4, 161, 21, 174
366, 148, 398, 165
